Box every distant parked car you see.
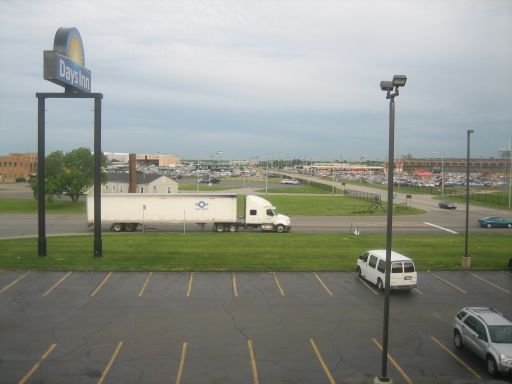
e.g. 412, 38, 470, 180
453, 307, 512, 376
280, 179, 299, 185
439, 201, 456, 210
478, 216, 512, 228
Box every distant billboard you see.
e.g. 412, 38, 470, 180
44, 27, 91, 93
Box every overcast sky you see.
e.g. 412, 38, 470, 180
1, 0, 511, 161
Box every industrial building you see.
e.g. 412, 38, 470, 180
0, 153, 37, 182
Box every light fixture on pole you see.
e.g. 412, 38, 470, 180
463, 129, 474, 267
377, 74, 407, 384
432, 152, 445, 197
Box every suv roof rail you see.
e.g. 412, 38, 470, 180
468, 307, 510, 322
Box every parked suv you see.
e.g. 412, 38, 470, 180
453, 307, 512, 376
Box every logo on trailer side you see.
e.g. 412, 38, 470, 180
44, 27, 91, 93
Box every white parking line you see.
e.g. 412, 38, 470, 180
423, 222, 458, 234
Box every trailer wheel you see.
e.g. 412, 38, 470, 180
111, 223, 124, 232
125, 223, 137, 232
275, 224, 285, 233
215, 224, 225, 233
228, 224, 237, 232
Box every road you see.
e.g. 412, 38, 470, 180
1, 181, 511, 238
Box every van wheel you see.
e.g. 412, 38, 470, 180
275, 224, 285, 233
454, 330, 464, 350
111, 223, 124, 232
356, 266, 361, 277
377, 278, 384, 291
486, 355, 498, 376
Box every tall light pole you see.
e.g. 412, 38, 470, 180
432, 152, 444, 197
217, 151, 223, 171
377, 74, 407, 384
464, 130, 474, 265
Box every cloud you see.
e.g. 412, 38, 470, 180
0, 0, 511, 159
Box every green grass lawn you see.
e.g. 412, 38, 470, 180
178, 184, 240, 191
0, 198, 85, 214
258, 185, 341, 194
263, 195, 424, 216
0, 233, 509, 271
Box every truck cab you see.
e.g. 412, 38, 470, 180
244, 195, 291, 232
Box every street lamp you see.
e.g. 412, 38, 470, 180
377, 74, 407, 384
463, 130, 474, 266
432, 152, 445, 197
217, 151, 223, 171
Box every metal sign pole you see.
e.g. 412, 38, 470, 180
36, 92, 103, 257
37, 96, 47, 256
94, 95, 103, 256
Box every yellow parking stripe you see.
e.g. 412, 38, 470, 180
371, 338, 413, 384
186, 272, 194, 297
429, 272, 466, 294
0, 271, 31, 295
309, 338, 336, 384
430, 336, 481, 379
18, 343, 57, 384
138, 272, 153, 297
469, 272, 510, 294
90, 272, 112, 297
43, 272, 72, 297
97, 341, 123, 384
353, 272, 378, 295
272, 272, 285, 296
412, 287, 423, 295
313, 273, 333, 296
175, 342, 188, 384
247, 340, 260, 384
232, 272, 239, 297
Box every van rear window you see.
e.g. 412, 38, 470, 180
391, 262, 403, 273
403, 262, 415, 273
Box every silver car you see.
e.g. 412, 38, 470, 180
453, 307, 512, 376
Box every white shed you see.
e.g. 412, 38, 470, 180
104, 174, 178, 194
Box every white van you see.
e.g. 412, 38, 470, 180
356, 250, 417, 290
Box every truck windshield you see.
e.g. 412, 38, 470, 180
266, 209, 276, 216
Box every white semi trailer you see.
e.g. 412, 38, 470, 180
86, 193, 291, 233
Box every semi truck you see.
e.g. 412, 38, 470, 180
86, 193, 291, 233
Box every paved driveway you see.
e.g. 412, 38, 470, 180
1, 270, 511, 383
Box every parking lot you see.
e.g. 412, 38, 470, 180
1, 270, 511, 384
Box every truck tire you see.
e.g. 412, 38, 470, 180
275, 224, 285, 233
215, 224, 224, 233
125, 223, 137, 232
111, 223, 124, 232
228, 224, 237, 232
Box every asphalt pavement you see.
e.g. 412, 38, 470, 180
1, 270, 511, 384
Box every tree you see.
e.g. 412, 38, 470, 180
32, 147, 106, 202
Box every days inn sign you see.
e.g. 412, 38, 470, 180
44, 27, 91, 93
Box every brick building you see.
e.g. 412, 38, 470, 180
0, 153, 37, 182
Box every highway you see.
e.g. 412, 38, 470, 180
1, 180, 511, 238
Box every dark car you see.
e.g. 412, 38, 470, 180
478, 216, 512, 228
439, 201, 456, 210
